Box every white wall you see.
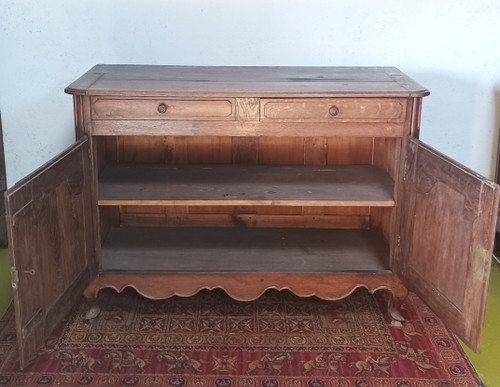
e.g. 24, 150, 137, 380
1, 0, 500, 185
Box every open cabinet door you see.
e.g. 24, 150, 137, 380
5, 137, 97, 368
400, 137, 499, 352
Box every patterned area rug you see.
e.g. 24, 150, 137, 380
0, 288, 481, 386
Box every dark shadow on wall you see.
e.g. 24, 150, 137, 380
494, 87, 500, 184
492, 87, 500, 259
0, 112, 6, 247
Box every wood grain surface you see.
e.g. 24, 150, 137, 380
100, 227, 390, 274
66, 65, 429, 97
400, 138, 500, 352
5, 137, 97, 369
98, 164, 395, 206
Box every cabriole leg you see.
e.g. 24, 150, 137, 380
83, 278, 101, 320
386, 281, 408, 327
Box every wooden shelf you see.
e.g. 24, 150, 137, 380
101, 227, 390, 274
98, 164, 395, 206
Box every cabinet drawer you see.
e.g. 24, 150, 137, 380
92, 98, 235, 120
261, 98, 406, 123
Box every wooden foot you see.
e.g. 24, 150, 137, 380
386, 283, 408, 327
388, 302, 405, 322
83, 277, 101, 319
85, 302, 101, 320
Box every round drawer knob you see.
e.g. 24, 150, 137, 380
157, 103, 168, 114
329, 105, 339, 117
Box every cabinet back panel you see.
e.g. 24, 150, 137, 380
99, 206, 119, 243
373, 137, 401, 181
117, 205, 373, 230
116, 206, 395, 238
100, 136, 378, 166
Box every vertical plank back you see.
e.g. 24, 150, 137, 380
96, 135, 385, 231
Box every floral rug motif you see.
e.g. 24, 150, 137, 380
0, 288, 482, 386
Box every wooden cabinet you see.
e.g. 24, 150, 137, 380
5, 65, 499, 368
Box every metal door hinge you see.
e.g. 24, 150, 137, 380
396, 235, 401, 248
11, 267, 19, 289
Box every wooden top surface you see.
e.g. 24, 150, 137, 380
65, 65, 429, 97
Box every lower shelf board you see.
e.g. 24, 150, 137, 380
101, 227, 390, 274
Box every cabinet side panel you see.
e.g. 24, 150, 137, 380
74, 96, 93, 138
371, 138, 401, 248
392, 97, 416, 275
373, 138, 401, 180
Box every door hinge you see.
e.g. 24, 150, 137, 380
11, 267, 19, 289
396, 235, 401, 248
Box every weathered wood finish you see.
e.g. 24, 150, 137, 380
66, 65, 429, 97
79, 70, 412, 334
371, 137, 401, 251
72, 66, 425, 137
9, 65, 500, 368
75, 67, 418, 326
235, 98, 260, 121
101, 136, 383, 165
260, 98, 406, 123
100, 227, 390, 273
120, 213, 370, 230
119, 205, 371, 230
83, 272, 408, 323
97, 164, 395, 207
401, 138, 499, 351
71, 66, 498, 353
100, 136, 391, 231
5, 137, 97, 369
95, 135, 395, 229
98, 205, 119, 243
91, 120, 404, 137
92, 97, 235, 121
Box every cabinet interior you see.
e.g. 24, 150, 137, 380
95, 135, 400, 274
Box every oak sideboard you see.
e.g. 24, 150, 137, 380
6, 65, 499, 368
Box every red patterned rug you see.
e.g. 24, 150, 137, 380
0, 288, 481, 386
